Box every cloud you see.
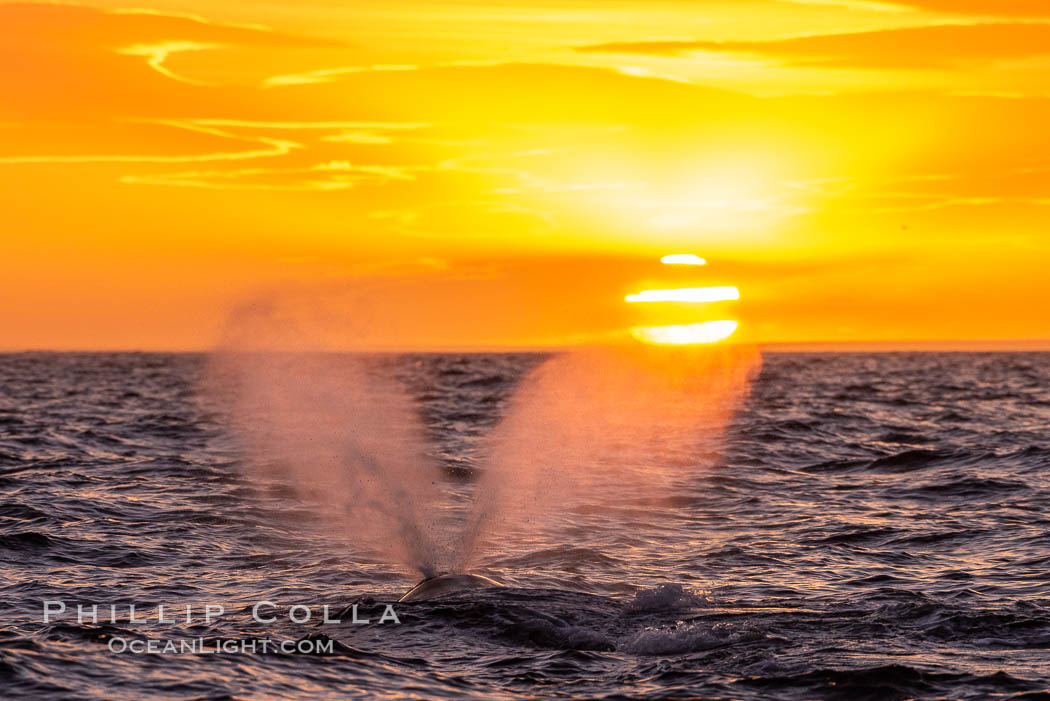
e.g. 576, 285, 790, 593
0, 3, 341, 119
5, 0, 1050, 246
0, 4, 742, 124
264, 64, 420, 87
0, 3, 340, 51
260, 62, 747, 126
0, 120, 297, 164
575, 23, 1050, 68
119, 161, 416, 191
0, 3, 747, 127
116, 42, 223, 85
893, 1, 1050, 17
809, 167, 1050, 213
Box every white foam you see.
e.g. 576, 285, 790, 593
620, 622, 740, 655
623, 583, 709, 614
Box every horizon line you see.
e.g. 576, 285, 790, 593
3, 337, 1050, 354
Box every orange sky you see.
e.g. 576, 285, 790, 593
2, 0, 1049, 350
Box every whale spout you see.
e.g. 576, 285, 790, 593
398, 573, 503, 603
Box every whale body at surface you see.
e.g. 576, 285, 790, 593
398, 573, 503, 603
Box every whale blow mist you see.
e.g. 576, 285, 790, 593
203, 288, 760, 578
204, 297, 459, 577
456, 342, 761, 570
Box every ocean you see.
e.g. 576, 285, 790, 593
1, 351, 1049, 699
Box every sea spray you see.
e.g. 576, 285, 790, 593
203, 288, 760, 578
203, 297, 456, 577
456, 342, 761, 569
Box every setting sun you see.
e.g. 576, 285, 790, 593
629, 320, 740, 345
626, 287, 741, 304
661, 254, 707, 266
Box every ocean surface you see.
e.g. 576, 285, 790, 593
1, 351, 1049, 699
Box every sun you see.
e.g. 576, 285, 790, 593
626, 254, 740, 345
630, 320, 739, 345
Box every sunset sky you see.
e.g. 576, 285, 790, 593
2, 0, 1049, 350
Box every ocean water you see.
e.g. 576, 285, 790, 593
1, 351, 1049, 699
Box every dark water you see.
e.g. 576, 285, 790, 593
1, 352, 1049, 699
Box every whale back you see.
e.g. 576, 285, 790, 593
398, 573, 503, 603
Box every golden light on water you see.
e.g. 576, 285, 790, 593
661, 254, 707, 266
625, 287, 741, 304
629, 321, 739, 345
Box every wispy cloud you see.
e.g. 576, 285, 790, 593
0, 119, 300, 164
575, 23, 1050, 68
119, 161, 417, 191
115, 42, 221, 85
264, 65, 419, 88
891, 0, 1050, 17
